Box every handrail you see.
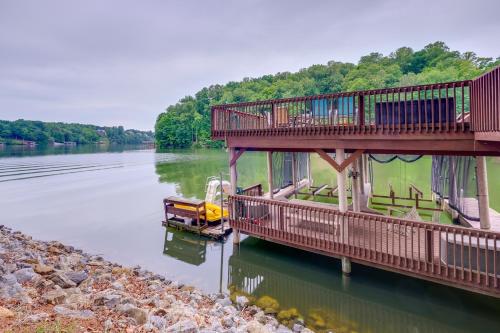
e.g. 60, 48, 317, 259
212, 80, 474, 137
229, 195, 500, 296
471, 66, 500, 132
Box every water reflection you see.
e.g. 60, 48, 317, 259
228, 237, 500, 333
163, 228, 208, 266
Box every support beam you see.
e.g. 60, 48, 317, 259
307, 153, 312, 189
267, 151, 274, 199
229, 148, 246, 167
358, 154, 365, 195
291, 152, 297, 198
476, 156, 491, 230
315, 149, 365, 173
229, 148, 240, 244
336, 148, 348, 212
351, 162, 361, 212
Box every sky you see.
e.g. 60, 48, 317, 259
1, 0, 499, 131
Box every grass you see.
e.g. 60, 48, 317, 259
5, 321, 77, 333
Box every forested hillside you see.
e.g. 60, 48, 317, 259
155, 42, 500, 148
0, 119, 154, 145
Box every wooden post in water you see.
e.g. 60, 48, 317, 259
267, 152, 274, 199
336, 148, 351, 274
476, 156, 491, 230
229, 148, 240, 244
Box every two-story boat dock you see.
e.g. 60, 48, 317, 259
211, 67, 500, 297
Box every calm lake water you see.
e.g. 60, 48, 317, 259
1, 145, 499, 333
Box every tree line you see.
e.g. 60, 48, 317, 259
155, 41, 500, 148
0, 119, 154, 145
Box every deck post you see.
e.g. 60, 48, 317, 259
336, 149, 348, 212
358, 154, 365, 195
476, 156, 491, 230
336, 148, 351, 274
267, 151, 274, 199
292, 152, 297, 198
307, 152, 312, 190
352, 162, 361, 213
229, 148, 240, 244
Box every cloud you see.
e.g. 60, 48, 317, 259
0, 0, 499, 130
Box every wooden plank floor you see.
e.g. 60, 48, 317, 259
256, 212, 440, 263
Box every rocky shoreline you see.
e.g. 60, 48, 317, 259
0, 225, 312, 332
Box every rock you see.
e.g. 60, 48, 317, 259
245, 320, 272, 333
0, 273, 32, 303
111, 281, 124, 290
148, 315, 166, 330
236, 295, 249, 308
164, 319, 199, 333
216, 297, 232, 307
42, 289, 67, 305
222, 316, 234, 328
116, 304, 147, 325
292, 323, 304, 332
104, 319, 113, 332
13, 267, 37, 283
94, 290, 122, 309
33, 264, 55, 275
25, 312, 49, 323
54, 305, 94, 319
66, 292, 90, 309
0, 306, 15, 319
49, 271, 77, 288
277, 325, 293, 333
65, 270, 88, 285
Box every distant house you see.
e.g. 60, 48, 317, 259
96, 129, 107, 137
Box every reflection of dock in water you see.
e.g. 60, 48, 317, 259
163, 227, 208, 266
228, 239, 499, 333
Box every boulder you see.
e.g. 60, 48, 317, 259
33, 264, 55, 275
0, 273, 32, 303
116, 303, 147, 325
49, 271, 77, 288
25, 312, 49, 323
42, 289, 67, 305
0, 306, 15, 319
64, 270, 88, 285
13, 267, 37, 283
53, 305, 94, 319
164, 319, 199, 333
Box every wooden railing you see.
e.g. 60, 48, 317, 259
229, 195, 500, 296
212, 80, 474, 138
239, 183, 263, 197
471, 66, 500, 133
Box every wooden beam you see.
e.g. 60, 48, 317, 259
229, 148, 246, 167
314, 149, 365, 173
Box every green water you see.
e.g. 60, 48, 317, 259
1, 146, 499, 333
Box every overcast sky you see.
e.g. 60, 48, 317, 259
1, 0, 499, 130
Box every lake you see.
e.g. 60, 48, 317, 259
0, 145, 499, 333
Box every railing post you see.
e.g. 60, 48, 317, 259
358, 94, 365, 128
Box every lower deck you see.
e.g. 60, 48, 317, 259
229, 195, 500, 297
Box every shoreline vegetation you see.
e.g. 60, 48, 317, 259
0, 119, 154, 146
155, 41, 500, 149
0, 225, 311, 333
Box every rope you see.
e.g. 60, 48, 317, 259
369, 154, 423, 164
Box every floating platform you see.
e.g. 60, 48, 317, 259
162, 217, 232, 240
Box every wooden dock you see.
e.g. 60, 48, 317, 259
162, 217, 232, 240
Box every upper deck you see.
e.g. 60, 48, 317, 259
212, 67, 500, 156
